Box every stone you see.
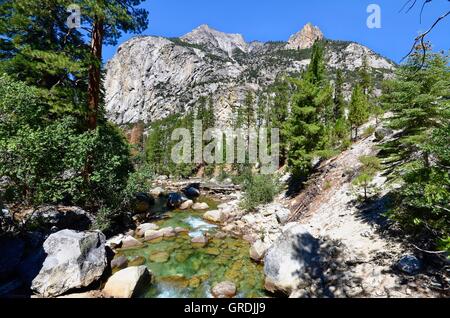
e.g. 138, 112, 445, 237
58, 291, 105, 298
121, 235, 144, 249
31, 230, 107, 297
249, 240, 268, 262
106, 234, 124, 249
191, 235, 208, 247
375, 127, 393, 141
128, 256, 146, 267
203, 210, 224, 223
132, 193, 155, 214
111, 256, 128, 270
144, 227, 175, 241
182, 183, 201, 199
136, 223, 159, 237
149, 251, 170, 263
179, 200, 194, 210
397, 255, 422, 275
25, 205, 93, 233
276, 208, 290, 224
263, 223, 323, 295
211, 281, 237, 298
174, 227, 189, 234
150, 187, 165, 197
103, 266, 151, 298
192, 202, 209, 210
167, 193, 187, 209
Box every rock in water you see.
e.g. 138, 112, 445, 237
121, 235, 144, 249
211, 281, 237, 298
179, 200, 194, 210
192, 202, 209, 210
136, 223, 159, 238
263, 223, 323, 295
182, 183, 201, 199
31, 230, 107, 297
203, 210, 224, 223
249, 240, 268, 262
103, 266, 151, 298
167, 193, 187, 209
133, 193, 155, 214
397, 255, 422, 275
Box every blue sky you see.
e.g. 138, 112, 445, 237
103, 0, 449, 62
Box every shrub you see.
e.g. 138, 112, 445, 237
240, 174, 280, 211
0, 75, 133, 211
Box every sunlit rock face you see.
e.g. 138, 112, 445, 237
286, 22, 324, 50
104, 24, 395, 127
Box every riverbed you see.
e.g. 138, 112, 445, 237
116, 196, 267, 298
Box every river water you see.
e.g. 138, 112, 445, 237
116, 196, 267, 298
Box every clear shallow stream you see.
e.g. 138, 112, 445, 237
117, 196, 267, 298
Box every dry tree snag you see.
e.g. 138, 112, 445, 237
400, 0, 450, 68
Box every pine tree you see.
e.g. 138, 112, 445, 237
359, 55, 374, 97
380, 48, 450, 250
334, 69, 347, 120
285, 41, 333, 176
348, 85, 369, 140
0, 0, 89, 113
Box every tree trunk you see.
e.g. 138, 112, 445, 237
87, 17, 104, 130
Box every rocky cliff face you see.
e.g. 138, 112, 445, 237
286, 22, 323, 50
104, 23, 395, 127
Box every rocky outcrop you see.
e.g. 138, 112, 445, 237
103, 266, 151, 298
286, 23, 323, 50
263, 223, 323, 295
31, 230, 107, 297
104, 24, 395, 127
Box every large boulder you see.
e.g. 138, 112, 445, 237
25, 206, 93, 233
263, 223, 323, 295
31, 230, 107, 297
103, 266, 151, 298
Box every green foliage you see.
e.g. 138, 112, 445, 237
240, 174, 280, 211
0, 75, 132, 209
348, 85, 369, 139
380, 50, 450, 250
145, 113, 197, 178
353, 155, 381, 200
284, 41, 335, 176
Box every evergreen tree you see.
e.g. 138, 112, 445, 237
348, 85, 369, 140
334, 69, 347, 120
380, 48, 450, 251
0, 0, 89, 113
359, 55, 374, 97
285, 41, 333, 176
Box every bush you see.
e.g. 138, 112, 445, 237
0, 75, 133, 210
240, 174, 280, 211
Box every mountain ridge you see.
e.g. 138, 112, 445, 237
105, 23, 396, 126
